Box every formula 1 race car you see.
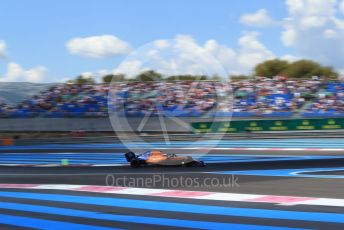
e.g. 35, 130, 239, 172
124, 150, 206, 168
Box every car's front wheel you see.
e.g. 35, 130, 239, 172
185, 160, 206, 167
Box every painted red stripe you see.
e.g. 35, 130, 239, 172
246, 195, 317, 203
0, 184, 39, 188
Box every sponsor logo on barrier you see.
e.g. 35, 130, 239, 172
322, 119, 342, 129
192, 117, 344, 133
270, 121, 288, 131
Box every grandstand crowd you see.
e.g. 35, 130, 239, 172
1, 77, 344, 118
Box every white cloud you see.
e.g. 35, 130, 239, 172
240, 9, 277, 27
286, 0, 304, 14
66, 35, 131, 58
323, 29, 338, 38
0, 40, 7, 58
340, 0, 344, 14
108, 33, 277, 78
300, 16, 327, 29
154, 40, 170, 49
0, 62, 48, 82
286, 0, 336, 17
281, 0, 344, 69
204, 39, 236, 66
280, 54, 301, 62
80, 72, 93, 79
281, 22, 297, 46
282, 0, 337, 45
237, 32, 275, 69
113, 60, 146, 77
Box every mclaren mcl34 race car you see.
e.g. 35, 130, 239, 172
125, 150, 206, 168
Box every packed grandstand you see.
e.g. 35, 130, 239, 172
1, 77, 344, 118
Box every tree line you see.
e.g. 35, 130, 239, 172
253, 59, 337, 79
69, 59, 339, 84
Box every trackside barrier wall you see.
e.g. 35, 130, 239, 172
0, 118, 190, 132
1, 117, 344, 133
191, 118, 344, 133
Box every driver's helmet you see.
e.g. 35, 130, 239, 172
166, 153, 177, 158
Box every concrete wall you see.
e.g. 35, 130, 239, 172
0, 117, 210, 132
0, 116, 303, 132
0, 118, 113, 132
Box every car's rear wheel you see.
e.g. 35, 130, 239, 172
130, 159, 141, 168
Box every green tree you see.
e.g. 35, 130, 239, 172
254, 59, 289, 77
102, 74, 125, 83
136, 70, 162, 81
230, 75, 251, 81
74, 75, 95, 84
166, 75, 208, 81
210, 75, 223, 81
253, 59, 338, 79
282, 60, 338, 79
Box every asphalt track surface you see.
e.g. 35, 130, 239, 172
0, 142, 344, 229
1, 150, 344, 197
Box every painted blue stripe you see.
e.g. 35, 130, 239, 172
0, 159, 337, 164
2, 138, 344, 150
0, 155, 121, 158
0, 154, 337, 158
0, 144, 342, 165
0, 161, 122, 164
0, 213, 116, 230
0, 159, 122, 162
1, 154, 339, 165
0, 202, 298, 230
0, 191, 343, 224
1, 145, 344, 150
0, 154, 337, 159
0, 159, 125, 163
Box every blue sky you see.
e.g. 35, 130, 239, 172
1, 0, 344, 82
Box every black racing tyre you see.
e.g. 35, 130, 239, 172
198, 161, 206, 167
130, 159, 141, 168
184, 161, 195, 167
125, 152, 136, 162
185, 161, 206, 167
